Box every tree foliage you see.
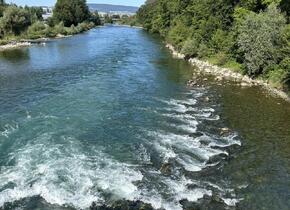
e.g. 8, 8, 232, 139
0, 6, 31, 35
53, 0, 90, 27
137, 0, 290, 88
0, 0, 100, 41
237, 4, 286, 75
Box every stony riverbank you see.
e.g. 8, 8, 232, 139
0, 34, 76, 51
0, 42, 32, 51
166, 44, 290, 102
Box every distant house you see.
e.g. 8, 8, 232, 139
42, 6, 53, 20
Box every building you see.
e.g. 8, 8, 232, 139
42, 6, 53, 20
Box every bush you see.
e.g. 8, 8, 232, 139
197, 42, 210, 58
44, 27, 57, 37
267, 67, 288, 88
26, 21, 46, 39
210, 29, 234, 53
167, 20, 190, 49
53, 21, 66, 35
224, 59, 244, 73
181, 38, 199, 58
208, 52, 229, 66
65, 24, 78, 35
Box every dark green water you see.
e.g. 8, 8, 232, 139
0, 26, 289, 210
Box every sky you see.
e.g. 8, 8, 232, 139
8, 0, 145, 7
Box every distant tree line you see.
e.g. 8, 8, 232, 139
0, 0, 101, 43
137, 0, 290, 89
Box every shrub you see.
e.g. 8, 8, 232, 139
65, 24, 78, 35
208, 52, 229, 66
44, 27, 57, 37
181, 38, 199, 58
53, 21, 66, 35
224, 59, 244, 73
267, 67, 288, 88
210, 29, 234, 53
26, 21, 46, 39
167, 20, 190, 49
197, 42, 210, 58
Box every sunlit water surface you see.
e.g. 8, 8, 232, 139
0, 26, 289, 210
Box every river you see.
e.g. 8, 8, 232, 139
0, 26, 289, 210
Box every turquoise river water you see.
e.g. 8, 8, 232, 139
0, 26, 290, 210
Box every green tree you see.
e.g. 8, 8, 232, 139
24, 6, 43, 22
137, 0, 289, 87
90, 11, 101, 26
237, 4, 286, 75
53, 0, 90, 27
0, 6, 31, 35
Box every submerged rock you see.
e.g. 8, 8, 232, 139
179, 194, 230, 210
187, 80, 198, 87
160, 162, 172, 174
220, 127, 230, 136
203, 97, 210, 102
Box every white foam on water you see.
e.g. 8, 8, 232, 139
0, 133, 143, 209
136, 144, 151, 164
222, 198, 242, 206
137, 176, 212, 210
173, 124, 197, 133
176, 154, 203, 172
209, 134, 241, 148
163, 105, 196, 113
0, 123, 19, 138
150, 132, 228, 162
153, 141, 177, 161
158, 97, 219, 123
162, 176, 212, 210
157, 98, 197, 113
158, 98, 197, 106
0, 91, 242, 209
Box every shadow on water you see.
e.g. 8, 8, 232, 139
0, 48, 30, 62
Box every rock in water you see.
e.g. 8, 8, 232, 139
220, 127, 230, 136
90, 200, 154, 210
160, 162, 172, 174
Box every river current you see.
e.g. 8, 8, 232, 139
0, 26, 289, 210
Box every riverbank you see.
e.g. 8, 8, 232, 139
0, 36, 70, 51
166, 44, 290, 102
0, 28, 94, 51
0, 42, 32, 51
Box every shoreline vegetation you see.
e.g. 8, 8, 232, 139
136, 0, 290, 100
0, 0, 101, 50
166, 43, 290, 102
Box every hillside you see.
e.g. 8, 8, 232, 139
88, 4, 139, 13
